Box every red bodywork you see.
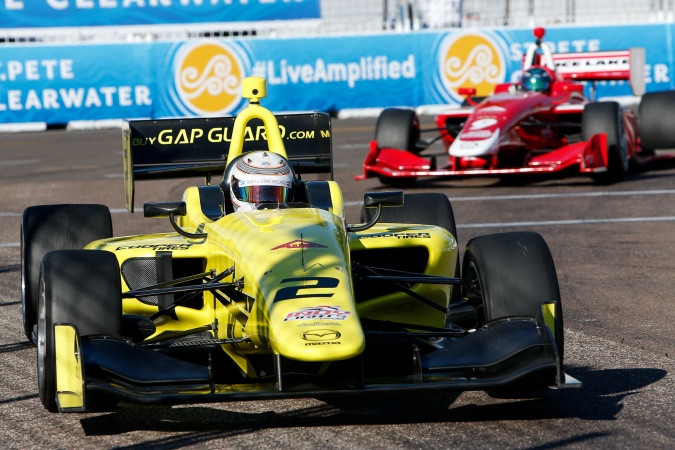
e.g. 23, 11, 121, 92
357, 85, 630, 181
355, 29, 660, 183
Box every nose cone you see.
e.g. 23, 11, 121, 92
269, 300, 365, 362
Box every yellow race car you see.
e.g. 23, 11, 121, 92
21, 77, 579, 413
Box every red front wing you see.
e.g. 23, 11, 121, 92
355, 133, 609, 181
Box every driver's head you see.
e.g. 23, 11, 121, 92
521, 67, 552, 93
228, 151, 295, 212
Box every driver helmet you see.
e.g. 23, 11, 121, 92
520, 67, 552, 93
229, 151, 295, 212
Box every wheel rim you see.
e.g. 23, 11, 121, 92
620, 135, 629, 172
20, 228, 28, 333
464, 260, 487, 326
617, 110, 628, 173
36, 279, 46, 398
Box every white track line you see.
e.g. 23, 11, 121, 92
458, 216, 675, 229
343, 189, 675, 206
2, 189, 674, 247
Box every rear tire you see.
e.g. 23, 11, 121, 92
361, 192, 457, 240
375, 108, 420, 154
37, 250, 121, 412
639, 90, 675, 150
22, 204, 112, 342
361, 193, 460, 304
462, 232, 563, 362
582, 102, 628, 183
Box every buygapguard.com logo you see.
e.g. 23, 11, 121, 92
437, 32, 507, 103
172, 41, 247, 115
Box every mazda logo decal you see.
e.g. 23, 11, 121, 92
301, 329, 341, 341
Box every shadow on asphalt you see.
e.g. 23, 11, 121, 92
79, 366, 666, 448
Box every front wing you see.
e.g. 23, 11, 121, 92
54, 312, 579, 411
356, 135, 609, 181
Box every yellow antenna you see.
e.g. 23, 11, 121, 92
226, 76, 287, 166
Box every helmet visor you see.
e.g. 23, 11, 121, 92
522, 70, 551, 92
235, 184, 290, 203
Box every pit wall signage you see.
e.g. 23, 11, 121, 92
1, 23, 673, 125
0, 0, 321, 28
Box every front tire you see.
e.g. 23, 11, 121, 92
22, 204, 112, 342
582, 102, 628, 183
462, 232, 563, 362
37, 250, 121, 412
375, 108, 420, 154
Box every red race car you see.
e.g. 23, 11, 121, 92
356, 28, 675, 186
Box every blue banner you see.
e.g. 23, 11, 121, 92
0, 43, 155, 123
1, 23, 674, 125
0, 0, 320, 28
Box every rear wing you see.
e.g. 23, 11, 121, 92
552, 48, 646, 96
122, 112, 332, 212
522, 30, 645, 97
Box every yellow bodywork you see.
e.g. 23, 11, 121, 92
54, 324, 85, 412
88, 76, 458, 378
542, 301, 557, 339
89, 203, 457, 376
43, 77, 569, 410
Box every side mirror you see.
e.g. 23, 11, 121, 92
458, 87, 477, 96
458, 87, 481, 107
363, 191, 404, 209
144, 202, 187, 218
143, 201, 206, 239
348, 191, 403, 232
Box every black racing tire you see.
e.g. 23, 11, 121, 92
361, 192, 457, 239
37, 250, 122, 412
375, 108, 421, 154
462, 231, 564, 363
22, 204, 112, 342
582, 101, 628, 183
639, 90, 675, 150
361, 192, 460, 304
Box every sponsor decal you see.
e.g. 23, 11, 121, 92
271, 240, 328, 251
284, 305, 351, 321
553, 51, 630, 75
461, 129, 494, 139
437, 32, 506, 103
359, 232, 431, 240
479, 105, 507, 113
115, 243, 194, 251
173, 41, 244, 115
301, 329, 341, 341
296, 321, 342, 327
130, 124, 326, 147
468, 118, 498, 130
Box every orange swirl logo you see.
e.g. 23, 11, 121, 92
439, 32, 505, 102
175, 42, 243, 115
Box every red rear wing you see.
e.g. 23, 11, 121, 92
552, 48, 645, 95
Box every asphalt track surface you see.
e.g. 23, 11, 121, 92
1, 118, 674, 449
